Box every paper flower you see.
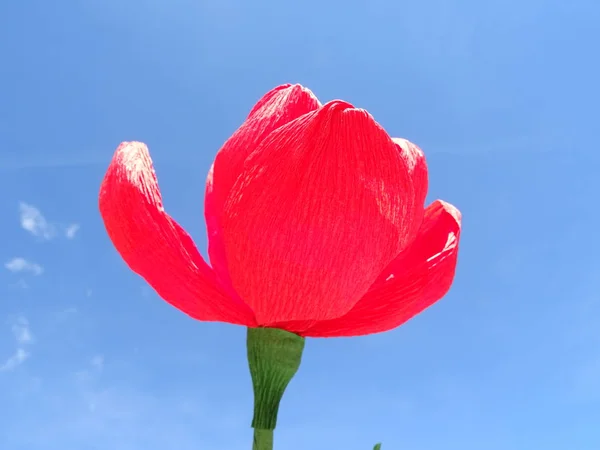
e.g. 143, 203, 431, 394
99, 84, 461, 449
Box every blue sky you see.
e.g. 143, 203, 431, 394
1, 0, 599, 449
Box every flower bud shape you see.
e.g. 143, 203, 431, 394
99, 84, 461, 337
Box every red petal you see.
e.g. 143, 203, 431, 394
392, 138, 428, 239
219, 101, 421, 325
298, 200, 461, 337
205, 84, 321, 290
99, 142, 256, 326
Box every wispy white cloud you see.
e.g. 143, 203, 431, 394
12, 317, 34, 344
91, 355, 104, 371
10, 279, 30, 290
18, 202, 81, 240
55, 306, 78, 319
65, 223, 80, 239
0, 348, 29, 372
19, 202, 56, 240
1, 317, 34, 372
4, 257, 44, 276
2, 353, 246, 450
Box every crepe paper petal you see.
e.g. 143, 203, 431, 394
99, 141, 256, 326
392, 137, 428, 240
205, 84, 321, 291
297, 200, 461, 337
219, 101, 420, 325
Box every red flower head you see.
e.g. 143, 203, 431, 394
99, 84, 461, 337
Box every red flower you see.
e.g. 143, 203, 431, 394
99, 84, 461, 337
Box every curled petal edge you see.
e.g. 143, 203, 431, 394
99, 141, 256, 326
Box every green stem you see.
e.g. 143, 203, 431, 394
247, 327, 305, 450
252, 429, 274, 450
